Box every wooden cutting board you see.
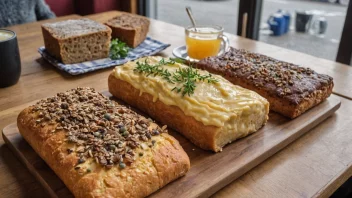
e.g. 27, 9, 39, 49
2, 94, 341, 198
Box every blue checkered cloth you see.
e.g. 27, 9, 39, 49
38, 37, 170, 75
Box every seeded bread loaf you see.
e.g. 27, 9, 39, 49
17, 87, 190, 198
105, 13, 150, 48
109, 56, 269, 152
42, 19, 112, 64
197, 48, 334, 118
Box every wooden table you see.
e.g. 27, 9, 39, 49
0, 11, 351, 197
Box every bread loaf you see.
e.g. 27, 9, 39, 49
105, 13, 150, 48
42, 19, 111, 64
108, 56, 269, 152
17, 87, 190, 198
197, 48, 334, 118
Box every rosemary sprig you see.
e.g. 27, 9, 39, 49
134, 58, 175, 83
169, 57, 186, 64
172, 67, 218, 96
133, 58, 218, 96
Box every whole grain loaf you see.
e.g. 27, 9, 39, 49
42, 18, 111, 64
105, 13, 150, 48
197, 48, 334, 118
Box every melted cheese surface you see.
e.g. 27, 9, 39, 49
113, 56, 268, 128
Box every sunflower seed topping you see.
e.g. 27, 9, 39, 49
31, 87, 165, 169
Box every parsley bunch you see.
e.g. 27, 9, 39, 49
110, 39, 130, 60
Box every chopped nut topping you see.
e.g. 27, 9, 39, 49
201, 48, 333, 102
31, 87, 167, 169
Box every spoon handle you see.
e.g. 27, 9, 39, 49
186, 7, 197, 30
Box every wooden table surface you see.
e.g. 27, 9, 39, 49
0, 11, 351, 197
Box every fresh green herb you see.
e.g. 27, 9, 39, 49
134, 58, 175, 83
134, 58, 218, 96
169, 57, 186, 64
110, 39, 130, 60
171, 67, 217, 96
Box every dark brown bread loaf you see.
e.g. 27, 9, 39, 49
197, 48, 334, 118
42, 19, 111, 64
105, 13, 150, 48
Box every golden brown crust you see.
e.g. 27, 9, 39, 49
108, 74, 221, 151
105, 12, 150, 48
109, 72, 270, 153
17, 90, 190, 198
70, 133, 189, 198
18, 108, 84, 190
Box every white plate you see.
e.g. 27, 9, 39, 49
172, 45, 199, 62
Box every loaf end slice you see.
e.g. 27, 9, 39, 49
42, 18, 112, 64
105, 13, 150, 48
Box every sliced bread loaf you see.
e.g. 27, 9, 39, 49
42, 18, 111, 64
105, 13, 150, 48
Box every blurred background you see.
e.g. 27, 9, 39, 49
156, 0, 348, 62
1, 0, 350, 64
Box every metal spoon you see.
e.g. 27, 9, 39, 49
186, 6, 197, 31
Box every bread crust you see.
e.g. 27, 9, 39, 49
198, 64, 334, 118
197, 48, 334, 118
105, 12, 150, 48
17, 90, 190, 198
42, 27, 62, 61
41, 19, 112, 64
108, 73, 268, 152
108, 74, 221, 151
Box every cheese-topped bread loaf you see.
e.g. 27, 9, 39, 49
197, 48, 334, 118
42, 19, 111, 64
105, 13, 150, 48
108, 57, 269, 152
17, 87, 190, 198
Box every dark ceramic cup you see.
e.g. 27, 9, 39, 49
295, 11, 313, 33
0, 29, 21, 88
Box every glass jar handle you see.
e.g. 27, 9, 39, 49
218, 34, 230, 56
